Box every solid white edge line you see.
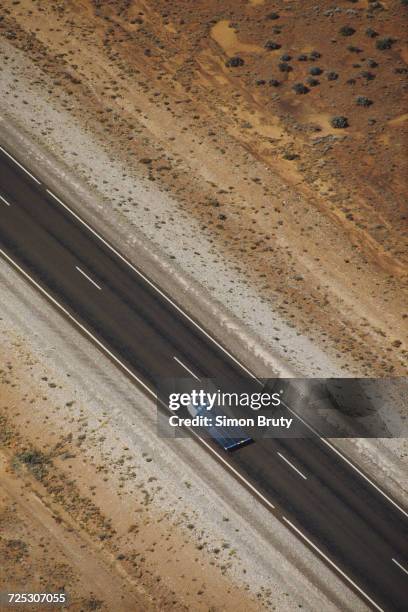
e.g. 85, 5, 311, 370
173, 356, 200, 380
392, 558, 408, 576
0, 248, 155, 398
188, 428, 275, 510
2, 155, 404, 589
43, 187, 403, 516
75, 265, 102, 291
282, 517, 385, 612
2, 149, 403, 510
0, 145, 41, 185
0, 194, 11, 207
277, 452, 307, 480
282, 400, 408, 519
1, 246, 274, 513
0, 249, 397, 611
45, 187, 260, 383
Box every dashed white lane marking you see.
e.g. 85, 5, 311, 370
0, 194, 11, 206
45, 187, 260, 383
1, 150, 405, 607
2, 148, 405, 517
392, 558, 408, 576
173, 356, 200, 380
0, 145, 41, 185
75, 266, 102, 290
0, 248, 154, 399
282, 400, 408, 519
0, 249, 400, 612
282, 517, 385, 612
277, 452, 307, 480
1, 247, 276, 514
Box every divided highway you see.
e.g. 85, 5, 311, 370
0, 145, 407, 611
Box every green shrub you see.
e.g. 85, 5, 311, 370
310, 66, 323, 75
365, 28, 378, 38
340, 26, 356, 36
327, 71, 339, 81
226, 56, 244, 67
265, 41, 281, 50
293, 83, 310, 94
376, 37, 396, 50
356, 96, 373, 107
279, 62, 292, 72
331, 116, 349, 128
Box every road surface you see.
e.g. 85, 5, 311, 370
0, 145, 407, 611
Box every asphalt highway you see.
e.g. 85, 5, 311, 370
0, 146, 407, 611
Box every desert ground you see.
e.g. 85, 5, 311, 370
0, 260, 367, 612
1, 0, 407, 376
0, 1, 407, 610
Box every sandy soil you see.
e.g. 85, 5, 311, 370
0, 320, 261, 612
0, 259, 368, 612
0, 3, 406, 610
0, 0, 406, 377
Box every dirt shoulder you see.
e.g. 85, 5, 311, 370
0, 259, 368, 612
0, 3, 406, 608
0, 314, 261, 611
0, 0, 406, 376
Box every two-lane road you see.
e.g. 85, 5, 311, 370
0, 145, 407, 611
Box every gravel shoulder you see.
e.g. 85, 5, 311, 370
0, 2, 406, 608
1, 0, 407, 378
0, 258, 368, 612
0, 32, 405, 507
